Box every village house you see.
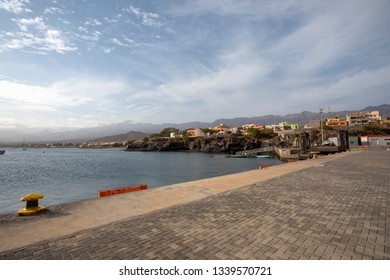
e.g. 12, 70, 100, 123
185, 128, 204, 137
346, 111, 381, 126
304, 120, 321, 129
266, 122, 299, 131
325, 117, 348, 127
211, 124, 230, 135
241, 124, 265, 135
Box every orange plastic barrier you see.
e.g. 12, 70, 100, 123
98, 184, 148, 198
259, 165, 272, 170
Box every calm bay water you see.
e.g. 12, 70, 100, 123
0, 148, 282, 215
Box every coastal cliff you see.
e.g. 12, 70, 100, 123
125, 135, 263, 153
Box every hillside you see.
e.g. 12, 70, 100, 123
1, 104, 388, 143
90, 131, 151, 143
212, 104, 390, 128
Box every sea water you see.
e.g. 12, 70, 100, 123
0, 148, 282, 215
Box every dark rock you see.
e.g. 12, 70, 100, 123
125, 135, 262, 153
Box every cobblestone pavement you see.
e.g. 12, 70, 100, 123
1, 150, 389, 260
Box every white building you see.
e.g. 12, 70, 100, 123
346, 111, 381, 126
266, 122, 299, 131
367, 136, 390, 147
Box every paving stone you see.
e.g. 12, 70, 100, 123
0, 150, 389, 260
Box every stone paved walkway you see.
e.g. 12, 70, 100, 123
0, 150, 389, 259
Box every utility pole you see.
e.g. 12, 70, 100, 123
319, 108, 324, 144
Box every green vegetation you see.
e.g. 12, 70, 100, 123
246, 128, 277, 139
151, 127, 180, 138
361, 124, 390, 135
201, 128, 217, 135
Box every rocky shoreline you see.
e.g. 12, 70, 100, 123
125, 135, 266, 153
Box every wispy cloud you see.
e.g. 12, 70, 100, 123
0, 76, 132, 127
279, 66, 390, 113
0, 0, 389, 128
0, 16, 76, 53
167, 0, 308, 19
271, 0, 390, 79
43, 6, 63, 15
75, 29, 101, 42
109, 36, 150, 49
84, 18, 102, 26
0, 0, 31, 14
124, 5, 163, 27
0, 79, 73, 113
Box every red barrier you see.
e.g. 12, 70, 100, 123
259, 164, 272, 170
98, 184, 148, 198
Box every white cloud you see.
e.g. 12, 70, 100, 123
168, 0, 308, 19
103, 17, 118, 24
271, 66, 390, 114
0, 76, 133, 127
111, 38, 125, 47
126, 6, 141, 16
108, 36, 150, 50
125, 5, 162, 27
141, 12, 161, 27
267, 0, 390, 78
119, 43, 271, 121
0, 80, 73, 112
101, 47, 113, 54
123, 36, 135, 45
0, 0, 31, 14
51, 76, 129, 100
16, 16, 46, 31
1, 16, 76, 53
43, 29, 74, 52
78, 26, 88, 33
84, 18, 102, 26
43, 6, 63, 14
1, 1, 389, 126
76, 30, 101, 42
58, 18, 71, 25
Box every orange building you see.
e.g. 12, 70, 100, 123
186, 128, 204, 137
211, 124, 230, 134
325, 118, 348, 127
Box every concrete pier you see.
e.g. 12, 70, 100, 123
0, 150, 389, 259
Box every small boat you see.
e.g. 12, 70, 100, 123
228, 154, 256, 158
256, 155, 273, 158
0, 150, 5, 155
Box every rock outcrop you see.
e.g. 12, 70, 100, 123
125, 135, 263, 153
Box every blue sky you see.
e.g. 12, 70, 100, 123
0, 0, 389, 129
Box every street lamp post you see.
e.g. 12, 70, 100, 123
319, 108, 324, 144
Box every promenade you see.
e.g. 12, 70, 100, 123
0, 150, 389, 259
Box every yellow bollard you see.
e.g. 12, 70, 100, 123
18, 193, 47, 216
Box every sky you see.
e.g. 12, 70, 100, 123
0, 0, 389, 129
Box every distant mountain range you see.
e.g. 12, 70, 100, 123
90, 131, 151, 143
1, 104, 389, 143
